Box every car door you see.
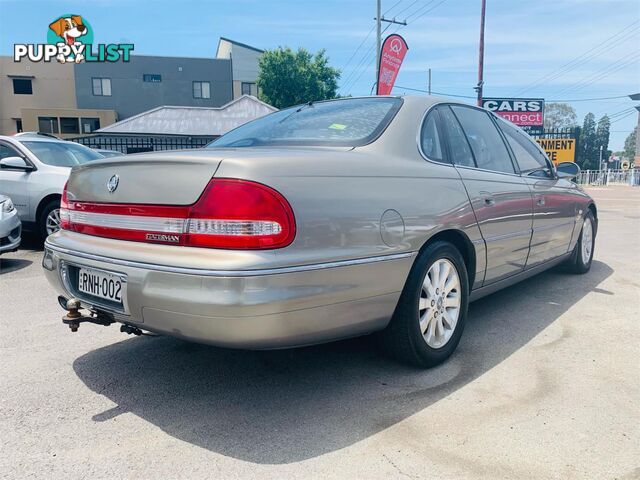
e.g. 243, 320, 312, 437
495, 118, 577, 266
441, 105, 533, 285
0, 141, 32, 219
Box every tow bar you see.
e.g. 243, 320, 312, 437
60, 297, 146, 336
61, 298, 115, 332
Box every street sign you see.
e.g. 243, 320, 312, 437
483, 97, 545, 134
535, 138, 576, 164
621, 160, 630, 170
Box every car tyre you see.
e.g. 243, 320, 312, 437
39, 200, 61, 240
565, 210, 596, 274
380, 241, 469, 368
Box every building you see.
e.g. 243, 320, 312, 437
72, 95, 277, 154
0, 37, 263, 137
216, 37, 263, 98
74, 55, 234, 120
0, 56, 116, 138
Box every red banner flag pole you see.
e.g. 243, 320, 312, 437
376, 34, 409, 95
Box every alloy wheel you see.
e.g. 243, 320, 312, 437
46, 208, 61, 235
418, 258, 461, 348
581, 217, 593, 264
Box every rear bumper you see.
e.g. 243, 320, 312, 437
0, 211, 21, 254
43, 238, 414, 349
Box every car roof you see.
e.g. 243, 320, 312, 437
8, 134, 69, 142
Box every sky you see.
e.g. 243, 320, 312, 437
1, 0, 638, 150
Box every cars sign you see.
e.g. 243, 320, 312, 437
482, 98, 545, 134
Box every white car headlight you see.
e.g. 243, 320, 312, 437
1, 198, 15, 213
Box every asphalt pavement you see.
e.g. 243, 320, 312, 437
1, 186, 638, 479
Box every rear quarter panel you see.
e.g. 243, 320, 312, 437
212, 98, 485, 286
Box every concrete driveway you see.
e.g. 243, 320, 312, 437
1, 186, 638, 479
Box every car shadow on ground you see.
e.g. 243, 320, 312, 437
0, 257, 33, 275
0, 233, 42, 274
73, 260, 612, 464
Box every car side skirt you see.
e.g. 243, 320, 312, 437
469, 252, 571, 302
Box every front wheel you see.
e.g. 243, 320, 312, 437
566, 211, 596, 274
381, 241, 469, 368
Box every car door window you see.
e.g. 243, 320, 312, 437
497, 118, 551, 177
439, 107, 475, 168
0, 143, 21, 160
451, 106, 515, 174
420, 111, 445, 162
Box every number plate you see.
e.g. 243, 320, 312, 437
77, 267, 125, 305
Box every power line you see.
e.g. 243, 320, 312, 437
392, 86, 635, 103
510, 20, 640, 96
552, 51, 640, 96
406, 0, 449, 23
383, 0, 404, 15
610, 111, 637, 124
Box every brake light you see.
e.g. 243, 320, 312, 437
60, 181, 70, 230
60, 179, 296, 249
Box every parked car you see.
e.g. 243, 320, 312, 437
94, 149, 123, 158
0, 134, 104, 239
0, 194, 21, 254
42, 96, 597, 367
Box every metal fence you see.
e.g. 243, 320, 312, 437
576, 169, 639, 186
69, 135, 216, 154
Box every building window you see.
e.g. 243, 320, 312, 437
81, 118, 101, 134
92, 78, 112, 96
143, 74, 162, 83
193, 81, 211, 99
241, 82, 255, 96
15, 119, 23, 133
13, 78, 33, 95
38, 117, 59, 134
60, 117, 80, 135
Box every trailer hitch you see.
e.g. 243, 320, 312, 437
62, 298, 115, 332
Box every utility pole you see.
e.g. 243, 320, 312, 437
374, 1, 407, 87
475, 0, 486, 106
428, 68, 432, 95
376, 0, 381, 85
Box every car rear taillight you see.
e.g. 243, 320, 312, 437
60, 181, 70, 230
60, 179, 296, 249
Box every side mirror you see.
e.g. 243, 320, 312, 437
556, 161, 580, 179
0, 156, 33, 171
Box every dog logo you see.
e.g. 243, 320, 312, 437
107, 175, 119, 193
13, 14, 133, 64
48, 15, 90, 63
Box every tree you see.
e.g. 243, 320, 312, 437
624, 127, 637, 161
578, 112, 598, 169
257, 47, 340, 109
595, 114, 611, 164
544, 103, 578, 130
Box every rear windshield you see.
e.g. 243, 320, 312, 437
208, 97, 402, 148
22, 141, 103, 167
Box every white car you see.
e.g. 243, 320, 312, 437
0, 194, 21, 254
0, 133, 103, 239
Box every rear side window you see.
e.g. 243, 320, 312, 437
496, 118, 550, 174
208, 97, 402, 148
420, 111, 444, 162
451, 106, 515, 174
439, 107, 475, 168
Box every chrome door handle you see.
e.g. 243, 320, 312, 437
536, 195, 545, 206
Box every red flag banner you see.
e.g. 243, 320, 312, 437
376, 34, 409, 95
